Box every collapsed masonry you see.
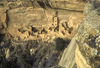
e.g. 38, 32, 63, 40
0, 0, 85, 41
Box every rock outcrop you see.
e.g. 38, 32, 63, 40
50, 0, 100, 68
0, 0, 89, 68
75, 0, 100, 68
0, 0, 85, 41
59, 37, 77, 68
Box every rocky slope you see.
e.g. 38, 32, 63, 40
0, 0, 88, 68
75, 0, 100, 67
51, 0, 100, 68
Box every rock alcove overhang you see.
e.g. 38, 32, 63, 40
0, 0, 87, 68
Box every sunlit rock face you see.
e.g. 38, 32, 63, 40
75, 6, 100, 68
59, 37, 77, 68
56, 0, 100, 68
0, 0, 88, 68
47, 0, 86, 11
7, 8, 84, 40
0, 0, 85, 40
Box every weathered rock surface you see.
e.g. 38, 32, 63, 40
0, 0, 85, 40
75, 1, 100, 68
6, 5, 84, 40
53, 0, 100, 68
0, 0, 89, 68
84, 0, 100, 15
48, 0, 86, 11
8, 8, 84, 40
0, 6, 7, 29
59, 37, 77, 68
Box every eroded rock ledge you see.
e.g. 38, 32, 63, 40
0, 0, 89, 68
75, 9, 100, 68
75, 0, 100, 68
52, 0, 100, 68
0, 0, 85, 41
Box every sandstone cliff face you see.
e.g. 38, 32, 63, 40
75, 8, 100, 68
52, 0, 100, 68
75, 0, 100, 68
0, 0, 88, 68
0, 0, 85, 41
59, 37, 77, 68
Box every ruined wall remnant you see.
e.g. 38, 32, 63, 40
0, 0, 85, 40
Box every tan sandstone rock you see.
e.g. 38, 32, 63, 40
0, 0, 90, 68
0, 0, 85, 40
48, 0, 86, 11
75, 6, 100, 68
59, 37, 77, 68
0, 7, 7, 29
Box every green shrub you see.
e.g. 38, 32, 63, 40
18, 49, 31, 68
54, 37, 66, 51
0, 58, 17, 68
